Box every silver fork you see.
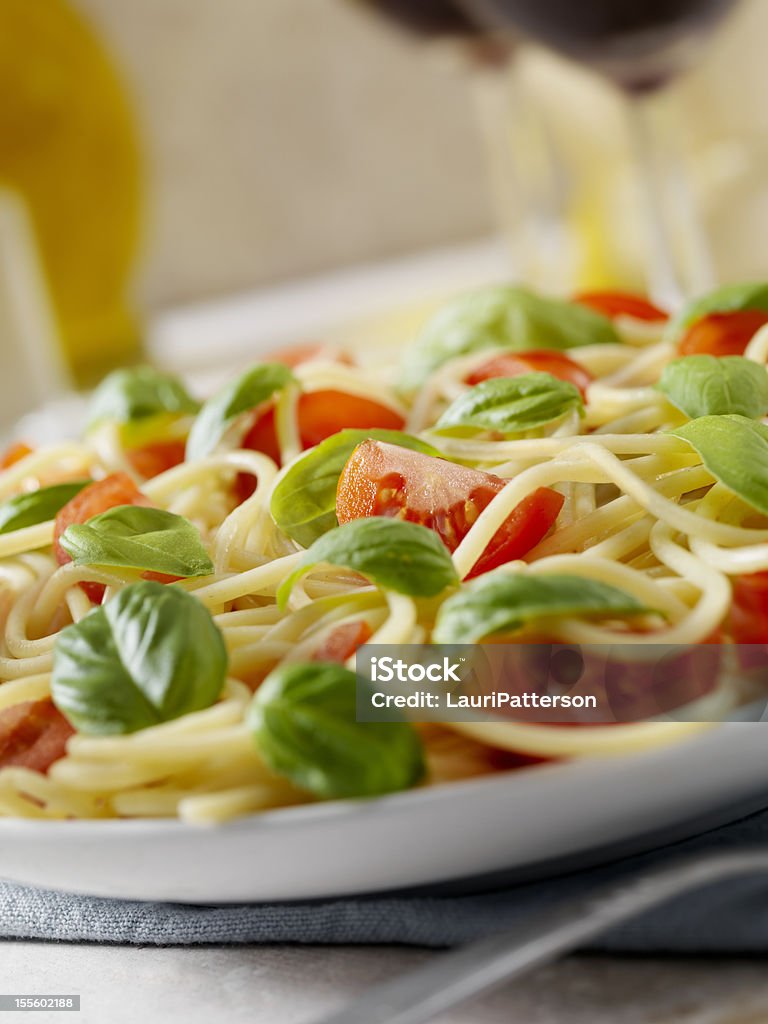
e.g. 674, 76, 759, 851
313, 849, 768, 1024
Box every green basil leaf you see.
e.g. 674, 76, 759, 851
656, 356, 768, 419
399, 286, 619, 394
435, 373, 583, 437
52, 580, 227, 735
278, 518, 459, 607
88, 366, 199, 428
668, 281, 768, 341
59, 506, 214, 577
433, 573, 650, 643
186, 363, 295, 461
270, 429, 439, 548
670, 414, 768, 516
248, 661, 425, 798
0, 481, 89, 535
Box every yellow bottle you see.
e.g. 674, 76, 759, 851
0, 0, 143, 387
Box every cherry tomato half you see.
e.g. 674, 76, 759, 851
336, 440, 563, 578
466, 350, 593, 400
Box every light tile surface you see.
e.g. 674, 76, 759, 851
2, 943, 768, 1024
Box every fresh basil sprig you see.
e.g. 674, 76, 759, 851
58, 506, 213, 577
52, 580, 227, 735
667, 281, 768, 342
671, 414, 768, 516
433, 573, 650, 643
656, 356, 768, 420
186, 363, 295, 461
435, 373, 583, 437
399, 286, 619, 394
270, 429, 438, 548
248, 662, 425, 798
277, 518, 459, 607
87, 366, 199, 428
0, 481, 89, 535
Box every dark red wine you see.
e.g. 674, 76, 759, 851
362, 0, 739, 87
357, 0, 474, 36
463, 0, 735, 55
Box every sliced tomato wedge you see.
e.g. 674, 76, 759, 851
54, 472, 163, 603
678, 310, 768, 357
125, 439, 186, 480
312, 621, 373, 663
266, 342, 354, 368
731, 572, 768, 643
573, 291, 668, 322
0, 441, 34, 469
237, 390, 406, 501
466, 350, 593, 400
0, 698, 75, 774
336, 441, 563, 578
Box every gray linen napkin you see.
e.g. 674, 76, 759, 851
3, 802, 768, 949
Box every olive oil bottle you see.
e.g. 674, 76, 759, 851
0, 0, 143, 387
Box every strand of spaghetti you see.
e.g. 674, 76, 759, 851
365, 590, 417, 646
576, 444, 768, 545
297, 362, 409, 418
177, 780, 308, 825
405, 355, 478, 433
0, 522, 55, 559
211, 452, 278, 572
187, 552, 302, 608
215, 606, 284, 627
275, 380, 302, 466
586, 515, 655, 564
447, 718, 709, 759
61, 727, 259, 772
5, 577, 58, 657
525, 554, 689, 620
143, 450, 273, 502
29, 562, 130, 635
429, 432, 694, 464
585, 385, 668, 426
687, 484, 768, 573
452, 454, 716, 578
0, 767, 105, 818
87, 421, 138, 481
0, 673, 50, 709
600, 339, 675, 387
557, 524, 730, 645
0, 444, 95, 499
744, 322, 768, 363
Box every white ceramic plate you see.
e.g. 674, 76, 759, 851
1, 722, 767, 902
3, 261, 767, 902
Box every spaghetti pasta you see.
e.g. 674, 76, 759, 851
1, 283, 767, 824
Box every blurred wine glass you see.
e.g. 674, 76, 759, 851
358, 0, 743, 305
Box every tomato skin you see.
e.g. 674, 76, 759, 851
0, 698, 75, 774
466, 350, 593, 400
731, 572, 768, 644
54, 473, 154, 603
237, 391, 405, 503
336, 441, 563, 578
0, 442, 33, 469
312, 621, 373, 663
678, 310, 768, 356
573, 291, 668, 322
297, 391, 405, 450
468, 486, 564, 578
125, 440, 186, 480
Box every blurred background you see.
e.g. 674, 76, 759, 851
2, 0, 768, 413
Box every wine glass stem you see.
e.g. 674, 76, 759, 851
624, 96, 715, 310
